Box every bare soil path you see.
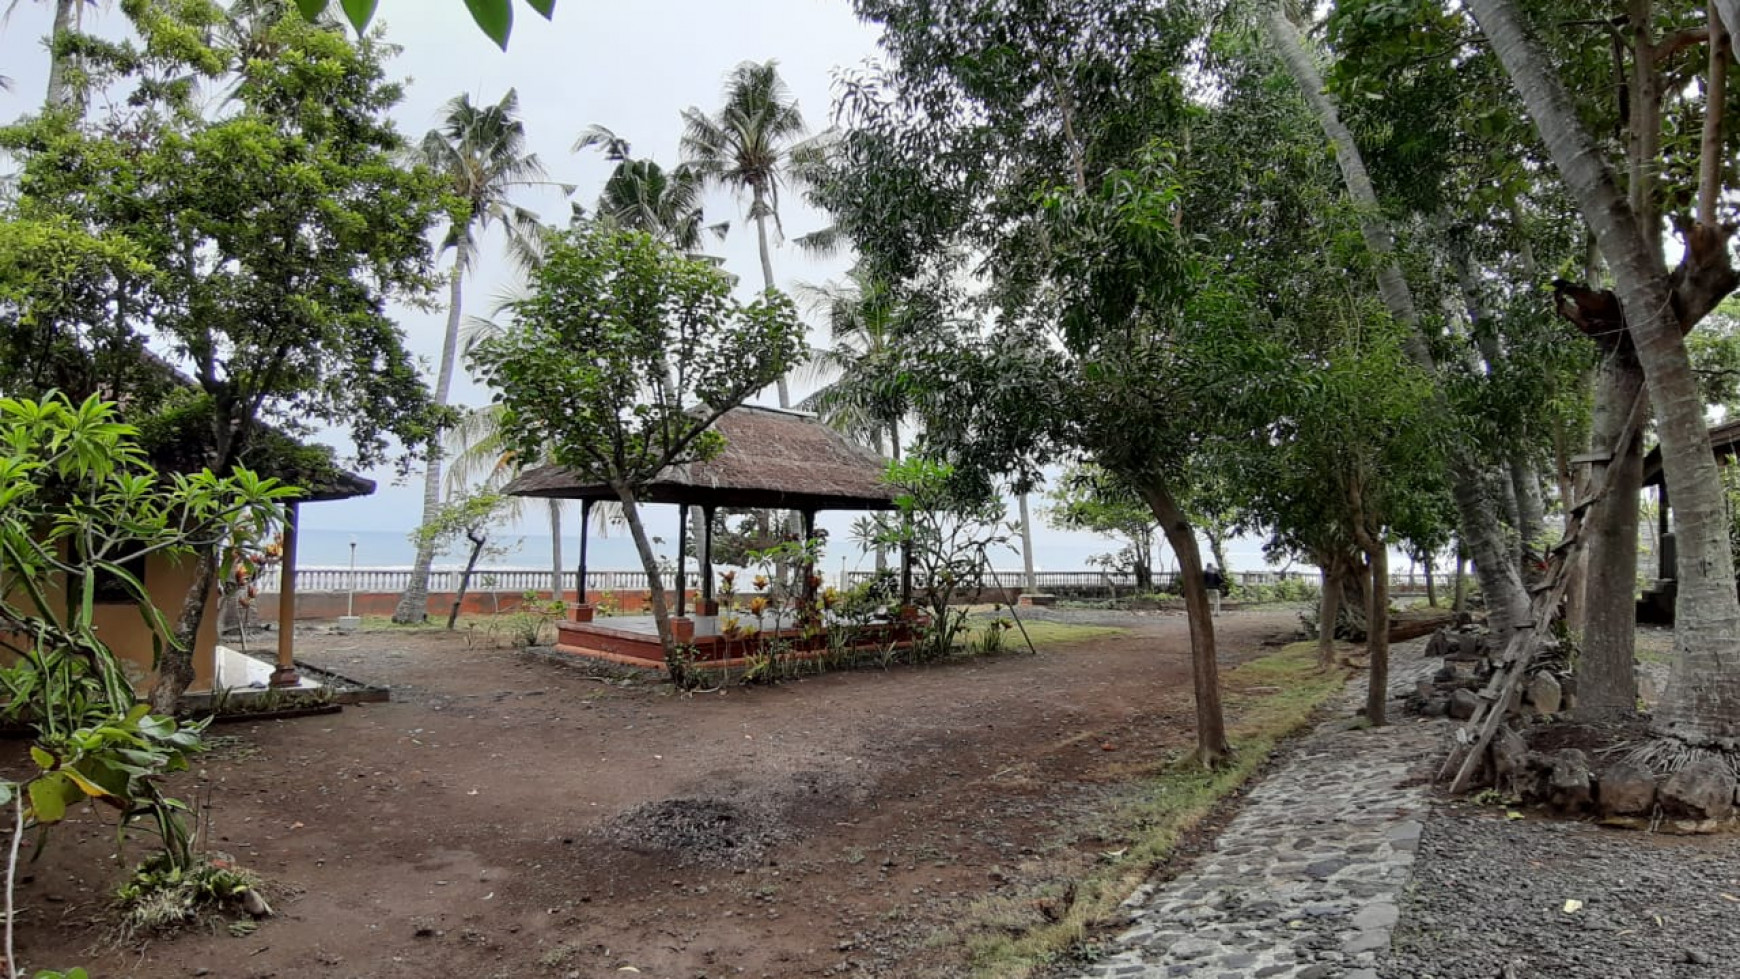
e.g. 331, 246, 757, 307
16, 607, 1305, 979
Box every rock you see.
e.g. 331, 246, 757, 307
1526, 672, 1563, 715
1423, 697, 1450, 717
1595, 762, 1657, 817
1492, 725, 1528, 794
1455, 631, 1482, 660
1659, 759, 1735, 822
1433, 662, 1459, 683
1449, 688, 1481, 721
1425, 628, 1452, 660
1548, 749, 1594, 812
1415, 679, 1435, 701
1455, 610, 1474, 627
1684, 948, 1712, 965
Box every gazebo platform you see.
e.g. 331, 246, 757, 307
552, 614, 920, 671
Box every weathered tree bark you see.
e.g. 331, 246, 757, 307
1424, 554, 1438, 608
1511, 457, 1546, 552
1318, 556, 1342, 668
1579, 346, 1647, 713
1365, 542, 1391, 725
1453, 547, 1468, 612
1264, 6, 1531, 636
1467, 0, 1740, 744
615, 480, 684, 686
447, 529, 487, 630
395, 263, 467, 624
43, 0, 76, 110
1137, 477, 1230, 766
154, 548, 220, 713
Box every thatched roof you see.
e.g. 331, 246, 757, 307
1642, 417, 1740, 488
504, 405, 897, 511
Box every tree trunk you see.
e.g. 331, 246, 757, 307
154, 547, 220, 713
1453, 547, 1468, 613
1424, 554, 1437, 608
1134, 529, 1154, 592
1511, 455, 1546, 553
448, 530, 487, 630
43, 0, 76, 110
1580, 346, 1647, 713
1136, 477, 1230, 766
1264, 5, 1531, 636
548, 499, 564, 599
615, 481, 682, 684
1019, 491, 1037, 590
1365, 541, 1391, 725
1467, 0, 1740, 744
751, 194, 791, 409
394, 262, 466, 624
1318, 557, 1342, 668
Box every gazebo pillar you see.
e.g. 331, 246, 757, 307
270, 501, 301, 687
700, 505, 717, 615
676, 503, 690, 617
800, 509, 818, 605
573, 498, 595, 622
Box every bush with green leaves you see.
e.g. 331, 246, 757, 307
0, 394, 292, 975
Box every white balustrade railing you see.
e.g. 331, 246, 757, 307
255, 566, 675, 594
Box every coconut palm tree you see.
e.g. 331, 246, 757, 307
574, 125, 726, 255
794, 268, 912, 458
9, 0, 97, 109
680, 59, 817, 407
392, 89, 548, 624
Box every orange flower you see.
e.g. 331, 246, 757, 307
753, 574, 770, 591
748, 596, 769, 616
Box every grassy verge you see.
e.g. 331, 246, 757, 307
973, 619, 1127, 649
955, 641, 1350, 978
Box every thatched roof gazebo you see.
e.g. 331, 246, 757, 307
502, 406, 907, 668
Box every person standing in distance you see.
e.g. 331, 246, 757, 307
1203, 563, 1224, 616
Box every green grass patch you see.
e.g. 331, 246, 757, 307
996, 620, 1127, 649
957, 640, 1348, 978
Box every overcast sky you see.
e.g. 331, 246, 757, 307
0, 1, 1288, 574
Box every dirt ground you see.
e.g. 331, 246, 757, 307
14, 606, 1306, 979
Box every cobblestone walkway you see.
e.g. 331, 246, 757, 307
1073, 654, 1446, 979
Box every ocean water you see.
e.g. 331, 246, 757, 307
292, 525, 1292, 576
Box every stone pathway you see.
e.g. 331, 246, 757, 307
1073, 653, 1446, 979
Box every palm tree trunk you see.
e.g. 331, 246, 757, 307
1265, 5, 1531, 636
1018, 491, 1037, 591
394, 262, 466, 624
751, 192, 791, 409
548, 499, 563, 599
1465, 0, 1740, 744
44, 0, 76, 110
1136, 476, 1230, 767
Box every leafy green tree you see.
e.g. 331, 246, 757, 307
393, 88, 547, 625
295, 0, 555, 49
2, 2, 445, 707
680, 59, 818, 408
410, 488, 514, 629
1047, 465, 1160, 591
468, 223, 804, 683
0, 394, 293, 976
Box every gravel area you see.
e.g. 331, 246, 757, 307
1382, 802, 1740, 978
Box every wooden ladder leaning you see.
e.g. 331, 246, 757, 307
1439, 389, 1647, 794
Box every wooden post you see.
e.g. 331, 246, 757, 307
574, 498, 594, 621
701, 505, 716, 614
676, 503, 690, 617
801, 509, 818, 605
270, 501, 301, 687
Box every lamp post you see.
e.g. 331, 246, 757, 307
338, 535, 362, 633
